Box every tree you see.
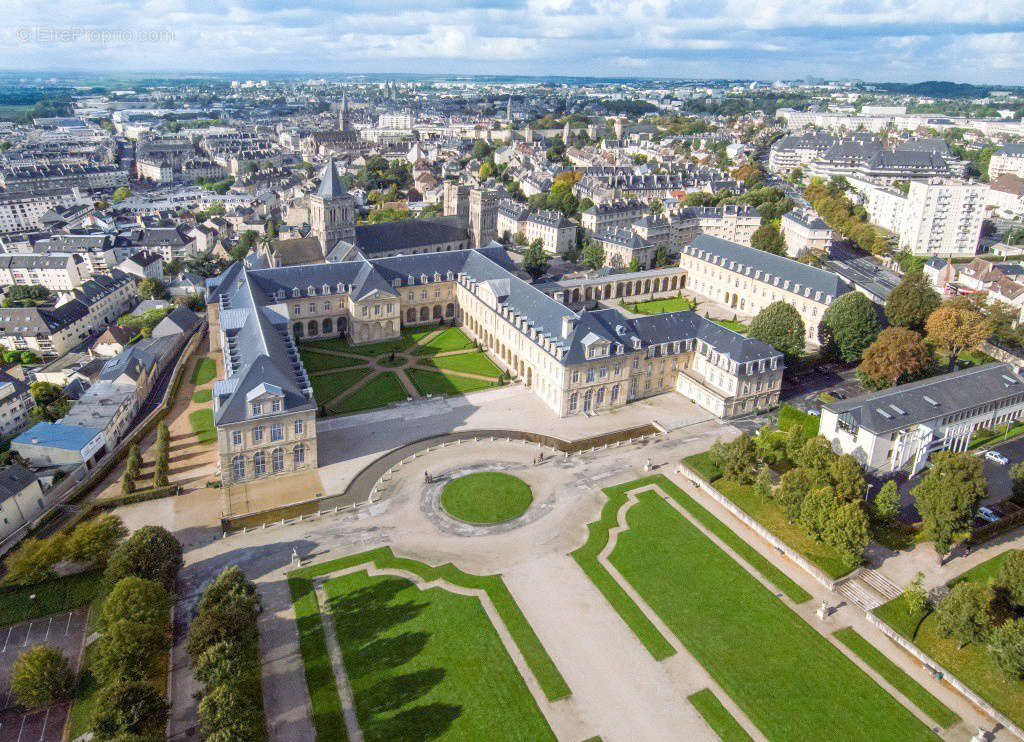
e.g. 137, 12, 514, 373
886, 271, 940, 331
1, 537, 64, 586
104, 526, 183, 591
112, 186, 131, 203
777, 468, 813, 520
101, 577, 171, 628
821, 292, 880, 363
9, 645, 73, 709
874, 480, 900, 521
186, 594, 262, 660
137, 278, 168, 301
925, 297, 989, 370
754, 467, 772, 503
857, 328, 932, 390
94, 619, 168, 683
90, 681, 169, 740
198, 682, 265, 740
193, 641, 246, 688
29, 381, 71, 422
996, 550, 1024, 608
749, 301, 805, 360
913, 451, 986, 556
120, 470, 135, 498
799, 487, 841, 539
827, 454, 866, 502
1013, 462, 1024, 502
753, 425, 787, 466
796, 436, 836, 486
721, 434, 758, 485
750, 222, 786, 255
990, 618, 1024, 679
902, 572, 928, 617
521, 240, 549, 281
65, 515, 127, 566
628, 257, 641, 272
581, 239, 605, 270
164, 258, 184, 277
822, 501, 870, 568
935, 582, 993, 648
196, 566, 262, 618
653, 245, 669, 268
231, 230, 258, 262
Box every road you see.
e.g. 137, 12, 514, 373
823, 242, 901, 302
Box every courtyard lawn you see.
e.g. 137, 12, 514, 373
310, 367, 371, 407
337, 333, 417, 357
301, 336, 359, 354
626, 296, 695, 315
420, 351, 503, 378
610, 491, 934, 742
406, 368, 499, 397
190, 356, 216, 385
332, 372, 408, 414
713, 319, 749, 334
191, 388, 212, 403
0, 570, 103, 627
777, 404, 820, 438
688, 689, 753, 742
188, 408, 217, 445
683, 451, 724, 482
833, 627, 960, 728
299, 347, 367, 373
325, 570, 556, 742
413, 327, 476, 355
440, 472, 533, 524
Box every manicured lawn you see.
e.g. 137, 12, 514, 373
610, 491, 934, 742
714, 478, 853, 579
713, 319, 748, 334
833, 627, 960, 728
441, 472, 533, 524
406, 368, 499, 397
626, 296, 695, 315
339, 334, 416, 357
873, 595, 930, 642
325, 570, 555, 742
420, 351, 503, 378
688, 689, 753, 742
301, 336, 360, 354
188, 408, 217, 445
778, 404, 820, 438
413, 327, 476, 355
310, 367, 371, 407
191, 388, 212, 403
299, 347, 367, 373
683, 451, 724, 482
0, 570, 103, 627
332, 372, 408, 414
190, 356, 216, 385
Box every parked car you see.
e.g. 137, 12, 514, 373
978, 506, 1000, 523
985, 450, 1009, 465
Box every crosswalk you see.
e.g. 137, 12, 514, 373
836, 568, 902, 611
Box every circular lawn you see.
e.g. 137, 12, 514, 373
440, 472, 533, 524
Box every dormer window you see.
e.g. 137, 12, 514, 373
307, 285, 316, 297
322, 284, 330, 295
251, 402, 262, 416
275, 289, 285, 300
337, 283, 346, 294
392, 278, 401, 287
271, 399, 281, 413
433, 272, 441, 282
421, 273, 429, 284
408, 274, 415, 285
446, 271, 454, 280
292, 288, 300, 298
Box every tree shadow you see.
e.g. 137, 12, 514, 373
360, 667, 446, 716
329, 578, 427, 647
345, 631, 430, 679
364, 702, 462, 742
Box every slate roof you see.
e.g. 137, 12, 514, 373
0, 464, 37, 502
270, 237, 323, 267
351, 220, 468, 256
152, 306, 201, 337
315, 158, 348, 200
997, 143, 1024, 157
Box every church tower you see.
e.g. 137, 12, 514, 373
562, 120, 571, 145
309, 157, 355, 255
338, 93, 352, 133
506, 96, 512, 122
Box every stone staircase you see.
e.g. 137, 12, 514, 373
836, 568, 902, 611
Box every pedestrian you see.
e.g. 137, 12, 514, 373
424, 470, 430, 484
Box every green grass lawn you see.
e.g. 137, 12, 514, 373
310, 367, 371, 407
688, 689, 753, 742
440, 472, 533, 524
406, 369, 499, 397
339, 334, 416, 357
683, 451, 724, 482
191, 388, 212, 403
833, 627, 959, 728
420, 351, 503, 378
0, 570, 103, 627
190, 356, 216, 385
713, 319, 749, 334
626, 296, 695, 315
714, 478, 853, 579
778, 404, 820, 438
413, 327, 476, 355
299, 347, 368, 373
188, 408, 217, 445
331, 372, 408, 414
325, 570, 555, 742
610, 491, 934, 741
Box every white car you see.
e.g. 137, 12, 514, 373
984, 450, 1009, 465
978, 506, 1000, 523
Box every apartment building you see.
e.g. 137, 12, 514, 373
679, 234, 854, 344
821, 363, 1024, 475
847, 177, 907, 233
496, 203, 577, 254
581, 201, 647, 234
899, 180, 986, 257
0, 254, 89, 291
0, 372, 33, 438
988, 175, 1024, 218
780, 210, 833, 257
0, 164, 128, 196
0, 192, 92, 236
989, 144, 1024, 180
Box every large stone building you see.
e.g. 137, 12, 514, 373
780, 210, 833, 257
205, 246, 782, 485
989, 144, 1024, 180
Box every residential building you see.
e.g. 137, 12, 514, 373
0, 465, 47, 541
117, 251, 164, 281
899, 180, 986, 257
0, 254, 89, 291
989, 144, 1024, 180
780, 210, 833, 257
0, 371, 32, 438
12, 422, 106, 468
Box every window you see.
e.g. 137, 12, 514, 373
271, 399, 281, 413
294, 419, 304, 435
611, 384, 619, 403
251, 403, 262, 416
272, 447, 284, 473
323, 301, 331, 312
294, 445, 305, 466
293, 304, 302, 315
252, 425, 264, 443
586, 368, 595, 383
271, 423, 283, 442
253, 451, 266, 476
569, 392, 578, 412
231, 455, 245, 481
309, 302, 316, 314
231, 430, 242, 446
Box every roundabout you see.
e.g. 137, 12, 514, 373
440, 471, 533, 524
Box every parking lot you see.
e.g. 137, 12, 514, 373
0, 608, 88, 742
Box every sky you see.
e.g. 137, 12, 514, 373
2, 0, 1023, 85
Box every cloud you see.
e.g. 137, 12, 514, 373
1, 0, 1021, 83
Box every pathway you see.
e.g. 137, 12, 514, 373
313, 582, 364, 742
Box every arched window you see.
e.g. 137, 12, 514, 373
272, 447, 284, 473
419, 307, 429, 321
307, 319, 318, 336
445, 303, 454, 317
231, 455, 245, 481
294, 444, 306, 467
596, 387, 605, 405
407, 308, 416, 323
293, 322, 303, 338
611, 384, 619, 403
569, 393, 578, 412
584, 389, 593, 412
253, 451, 266, 477
432, 305, 442, 319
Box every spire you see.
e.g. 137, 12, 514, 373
315, 157, 346, 200
506, 95, 512, 121
339, 93, 350, 133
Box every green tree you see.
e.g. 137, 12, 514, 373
112, 186, 131, 203
935, 582, 994, 648
94, 619, 168, 683
126, 444, 141, 480
989, 618, 1024, 679
827, 454, 866, 501
902, 572, 929, 617
754, 467, 772, 503
104, 526, 183, 591
193, 641, 246, 687
995, 550, 1024, 608
925, 297, 990, 370
1011, 462, 1024, 502
777, 468, 813, 520
521, 240, 549, 281
29, 381, 71, 423
65, 514, 128, 566
721, 434, 758, 485
101, 577, 170, 628
796, 436, 836, 486
753, 425, 787, 466
627, 257, 641, 272
653, 245, 669, 268
823, 501, 870, 568
581, 239, 605, 270
886, 271, 940, 331
857, 328, 932, 390
873, 480, 900, 521
90, 681, 169, 740
198, 682, 265, 740
9, 645, 73, 709
749, 301, 805, 360
231, 230, 258, 262
821, 291, 880, 363
137, 278, 168, 300
913, 451, 986, 556
187, 592, 262, 660
1, 537, 64, 586
750, 222, 786, 255
799, 487, 842, 539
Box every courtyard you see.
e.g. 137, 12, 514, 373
299, 325, 505, 415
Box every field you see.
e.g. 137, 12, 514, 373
406, 369, 498, 397
299, 348, 368, 373
191, 388, 212, 403
412, 327, 477, 355
688, 689, 752, 742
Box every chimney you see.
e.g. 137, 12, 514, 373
561, 316, 576, 338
